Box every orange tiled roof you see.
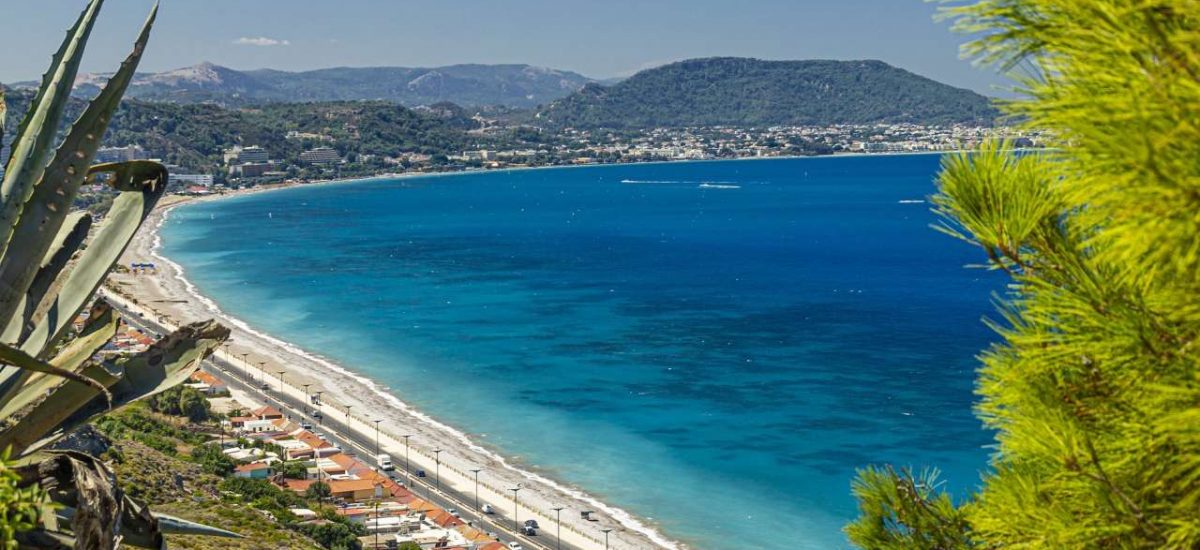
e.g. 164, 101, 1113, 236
328, 478, 377, 494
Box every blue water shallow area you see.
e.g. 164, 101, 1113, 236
161, 155, 998, 549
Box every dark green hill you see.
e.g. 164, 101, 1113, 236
536, 57, 999, 128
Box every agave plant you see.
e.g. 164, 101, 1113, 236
0, 1, 235, 546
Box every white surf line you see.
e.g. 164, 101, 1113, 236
147, 203, 683, 550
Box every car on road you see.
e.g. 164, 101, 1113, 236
522, 525, 537, 536
448, 508, 460, 518
416, 469, 426, 477
482, 503, 495, 514
524, 519, 539, 529
377, 453, 395, 471
507, 543, 523, 550
300, 423, 313, 430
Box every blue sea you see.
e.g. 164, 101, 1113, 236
161, 155, 997, 549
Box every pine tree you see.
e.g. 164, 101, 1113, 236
847, 1, 1200, 548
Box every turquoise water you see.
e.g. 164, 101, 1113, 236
161, 156, 996, 549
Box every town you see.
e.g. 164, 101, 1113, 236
81, 123, 1040, 196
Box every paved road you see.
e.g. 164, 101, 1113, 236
110, 299, 581, 550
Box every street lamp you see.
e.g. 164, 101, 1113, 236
470, 469, 482, 514
508, 485, 522, 532
433, 448, 442, 492
602, 528, 613, 550
552, 507, 565, 550
239, 353, 249, 382
401, 434, 413, 489
301, 384, 310, 415
275, 370, 284, 393
373, 420, 382, 459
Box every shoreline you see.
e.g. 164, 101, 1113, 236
109, 152, 967, 549
108, 188, 682, 549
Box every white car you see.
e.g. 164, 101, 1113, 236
507, 543, 523, 550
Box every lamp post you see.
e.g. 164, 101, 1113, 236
602, 528, 612, 550
552, 507, 565, 550
508, 485, 522, 532
313, 391, 324, 424
432, 448, 442, 493
470, 469, 482, 514
373, 500, 379, 549
345, 405, 352, 421
239, 353, 249, 382
275, 370, 284, 394
401, 434, 413, 489
301, 384, 310, 415
373, 420, 382, 460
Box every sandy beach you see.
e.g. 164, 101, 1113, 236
104, 183, 679, 550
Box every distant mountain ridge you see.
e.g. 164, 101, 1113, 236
11, 62, 596, 108
536, 57, 999, 128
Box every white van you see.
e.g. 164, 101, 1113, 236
377, 453, 394, 471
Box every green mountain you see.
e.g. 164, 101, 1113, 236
536, 57, 999, 128
1, 88, 480, 173
11, 62, 596, 108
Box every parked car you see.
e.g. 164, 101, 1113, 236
524, 519, 539, 529
416, 469, 427, 478
507, 543, 523, 550
522, 526, 537, 536
300, 422, 313, 430
448, 508, 460, 518
481, 503, 495, 514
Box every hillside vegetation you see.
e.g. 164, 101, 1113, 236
537, 57, 999, 128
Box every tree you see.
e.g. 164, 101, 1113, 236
848, 1, 1200, 548
276, 460, 309, 480
148, 385, 211, 422
305, 481, 331, 501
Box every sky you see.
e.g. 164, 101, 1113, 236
0, 0, 1012, 96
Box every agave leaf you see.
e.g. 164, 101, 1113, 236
0, 0, 104, 256
0, 87, 6, 154
153, 512, 243, 539
0, 302, 118, 421
0, 162, 166, 411
0, 3, 156, 323
0, 343, 110, 404
15, 451, 120, 550
0, 212, 90, 344
13, 320, 229, 457
22, 212, 93, 342
20, 162, 166, 356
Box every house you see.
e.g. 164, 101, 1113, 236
233, 462, 271, 479
187, 371, 228, 396
327, 479, 380, 502
252, 406, 284, 420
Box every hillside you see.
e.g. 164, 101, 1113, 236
2, 88, 482, 174
13, 62, 595, 108
535, 57, 999, 128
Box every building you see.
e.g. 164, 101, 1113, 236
186, 371, 228, 396
299, 147, 341, 164
169, 173, 214, 187
239, 146, 269, 163
233, 462, 271, 479
230, 162, 274, 178
96, 144, 147, 163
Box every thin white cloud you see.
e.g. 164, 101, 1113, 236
233, 36, 291, 47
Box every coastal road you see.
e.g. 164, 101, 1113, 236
107, 296, 585, 550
